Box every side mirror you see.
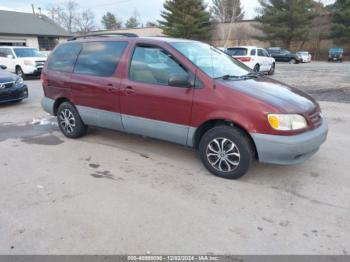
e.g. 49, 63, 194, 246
168, 74, 192, 88
7, 55, 14, 59
0, 65, 6, 70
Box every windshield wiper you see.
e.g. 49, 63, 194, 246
244, 72, 260, 78
215, 75, 242, 80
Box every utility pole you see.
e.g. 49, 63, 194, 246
31, 4, 35, 14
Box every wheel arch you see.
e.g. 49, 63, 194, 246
53, 97, 71, 116
192, 119, 258, 159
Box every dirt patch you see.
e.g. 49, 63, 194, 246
21, 135, 64, 146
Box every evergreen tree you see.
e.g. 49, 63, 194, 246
159, 0, 213, 40
255, 0, 316, 49
210, 0, 244, 23
101, 12, 122, 30
330, 0, 350, 45
125, 10, 140, 28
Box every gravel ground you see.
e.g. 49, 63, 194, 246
272, 61, 350, 103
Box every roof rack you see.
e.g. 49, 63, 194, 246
68, 33, 138, 41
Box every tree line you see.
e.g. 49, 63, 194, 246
46, 0, 350, 48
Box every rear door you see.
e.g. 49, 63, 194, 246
120, 43, 194, 145
257, 48, 272, 71
70, 41, 129, 131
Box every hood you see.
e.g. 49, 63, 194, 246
20, 57, 47, 61
0, 70, 17, 82
219, 76, 317, 113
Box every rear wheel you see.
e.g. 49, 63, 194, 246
268, 63, 275, 75
57, 102, 87, 138
253, 64, 260, 72
289, 58, 297, 64
199, 126, 254, 180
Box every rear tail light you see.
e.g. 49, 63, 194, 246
236, 57, 251, 62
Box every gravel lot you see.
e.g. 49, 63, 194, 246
0, 62, 350, 255
272, 61, 350, 103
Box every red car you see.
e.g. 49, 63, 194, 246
41, 35, 328, 179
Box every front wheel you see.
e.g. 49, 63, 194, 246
289, 58, 297, 64
199, 126, 254, 179
57, 102, 87, 138
15, 66, 26, 79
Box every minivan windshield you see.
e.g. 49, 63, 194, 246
14, 48, 45, 58
171, 42, 251, 79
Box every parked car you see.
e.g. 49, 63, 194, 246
296, 51, 312, 63
0, 65, 28, 104
328, 47, 344, 62
267, 47, 302, 64
41, 36, 328, 179
0, 46, 47, 78
224, 46, 275, 75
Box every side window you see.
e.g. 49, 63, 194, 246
74, 41, 128, 77
250, 49, 256, 56
262, 49, 269, 57
258, 49, 264, 57
48, 43, 82, 72
0, 48, 5, 57
129, 45, 188, 86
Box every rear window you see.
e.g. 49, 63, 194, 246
226, 48, 247, 56
48, 43, 82, 72
74, 41, 128, 77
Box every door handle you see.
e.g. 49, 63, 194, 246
124, 86, 135, 95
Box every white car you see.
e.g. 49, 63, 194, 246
0, 46, 47, 78
296, 51, 312, 63
224, 46, 276, 75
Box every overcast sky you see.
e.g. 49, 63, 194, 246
0, 0, 335, 29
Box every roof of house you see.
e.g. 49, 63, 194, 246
0, 10, 72, 37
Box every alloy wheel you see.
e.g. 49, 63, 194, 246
206, 138, 241, 172
59, 109, 76, 134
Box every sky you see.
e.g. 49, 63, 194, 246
0, 0, 335, 29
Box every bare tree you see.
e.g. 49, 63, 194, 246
75, 9, 96, 33
210, 0, 245, 47
46, 0, 95, 33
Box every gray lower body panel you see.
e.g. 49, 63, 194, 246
251, 121, 328, 165
41, 97, 55, 115
76, 105, 124, 132
122, 114, 190, 146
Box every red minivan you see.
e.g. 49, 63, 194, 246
41, 35, 328, 179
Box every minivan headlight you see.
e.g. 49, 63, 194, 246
268, 114, 307, 131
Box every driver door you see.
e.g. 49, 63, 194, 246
120, 44, 194, 145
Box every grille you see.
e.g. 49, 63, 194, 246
308, 110, 322, 128
0, 81, 14, 89
35, 61, 46, 67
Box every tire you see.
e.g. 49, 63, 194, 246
57, 102, 87, 138
198, 125, 254, 180
253, 64, 260, 72
15, 66, 26, 79
289, 58, 297, 64
268, 63, 275, 75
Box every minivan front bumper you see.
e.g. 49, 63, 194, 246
251, 120, 328, 165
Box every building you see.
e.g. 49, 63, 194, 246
0, 10, 71, 51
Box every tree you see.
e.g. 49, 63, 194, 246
75, 9, 96, 33
125, 10, 140, 28
255, 0, 317, 49
330, 0, 350, 45
210, 0, 244, 23
159, 0, 213, 40
101, 12, 122, 30
46, 0, 96, 33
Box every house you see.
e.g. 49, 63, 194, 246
0, 10, 72, 51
